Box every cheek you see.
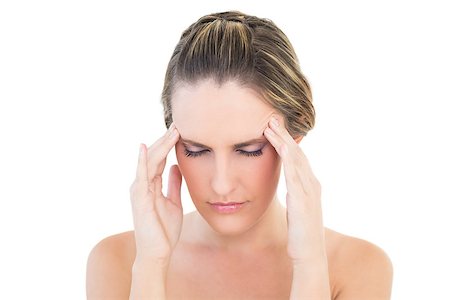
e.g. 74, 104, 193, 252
174, 143, 207, 189
240, 147, 281, 194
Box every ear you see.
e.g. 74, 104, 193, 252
294, 135, 304, 144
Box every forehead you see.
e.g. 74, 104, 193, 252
171, 80, 275, 146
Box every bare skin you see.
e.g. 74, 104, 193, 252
86, 80, 393, 299
87, 219, 392, 299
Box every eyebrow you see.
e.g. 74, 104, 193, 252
180, 137, 267, 150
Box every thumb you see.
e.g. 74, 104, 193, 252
167, 164, 183, 208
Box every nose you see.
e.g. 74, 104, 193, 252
210, 156, 236, 196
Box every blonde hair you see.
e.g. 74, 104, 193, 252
161, 11, 315, 138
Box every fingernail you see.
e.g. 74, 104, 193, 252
271, 116, 279, 127
139, 144, 144, 155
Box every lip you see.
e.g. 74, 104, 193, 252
208, 201, 248, 214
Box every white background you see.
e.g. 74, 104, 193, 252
1, 0, 449, 299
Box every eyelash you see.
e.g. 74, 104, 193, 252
183, 148, 263, 158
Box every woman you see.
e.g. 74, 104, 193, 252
87, 11, 393, 299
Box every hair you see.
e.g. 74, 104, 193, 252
161, 10, 315, 138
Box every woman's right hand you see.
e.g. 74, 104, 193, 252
129, 123, 183, 265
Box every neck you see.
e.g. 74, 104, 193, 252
193, 197, 288, 254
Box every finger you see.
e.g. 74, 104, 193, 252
131, 143, 151, 209
147, 123, 180, 181
135, 143, 148, 183
268, 115, 298, 148
264, 119, 313, 194
148, 123, 176, 151
267, 115, 313, 175
167, 164, 183, 210
264, 126, 288, 158
151, 175, 163, 199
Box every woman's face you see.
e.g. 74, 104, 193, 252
172, 79, 282, 236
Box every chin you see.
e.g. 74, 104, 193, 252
207, 217, 253, 236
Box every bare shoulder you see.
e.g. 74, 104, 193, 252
86, 231, 136, 300
325, 228, 393, 300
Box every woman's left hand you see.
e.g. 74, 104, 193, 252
264, 115, 327, 265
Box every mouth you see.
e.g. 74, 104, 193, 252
207, 201, 248, 214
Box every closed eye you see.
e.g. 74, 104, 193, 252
183, 148, 263, 158
239, 149, 263, 157
183, 149, 206, 158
